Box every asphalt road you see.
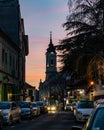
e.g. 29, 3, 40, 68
3, 111, 84, 130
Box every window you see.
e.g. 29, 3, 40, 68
5, 52, 7, 64
16, 59, 18, 70
2, 49, 5, 63
78, 101, 94, 108
13, 56, 14, 68
50, 59, 54, 66
92, 108, 104, 130
9, 55, 11, 66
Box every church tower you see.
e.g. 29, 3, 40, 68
46, 32, 57, 80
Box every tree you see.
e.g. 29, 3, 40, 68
56, 0, 104, 76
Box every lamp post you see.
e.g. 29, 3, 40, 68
89, 80, 95, 101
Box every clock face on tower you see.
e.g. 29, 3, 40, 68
50, 52, 54, 55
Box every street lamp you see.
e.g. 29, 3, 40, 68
90, 81, 94, 86
89, 80, 95, 101
89, 81, 95, 92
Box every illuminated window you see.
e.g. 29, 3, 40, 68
50, 60, 54, 66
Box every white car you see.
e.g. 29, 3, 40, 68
75, 101, 94, 122
72, 103, 104, 130
0, 101, 21, 125
31, 102, 40, 117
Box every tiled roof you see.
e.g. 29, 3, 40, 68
25, 82, 35, 89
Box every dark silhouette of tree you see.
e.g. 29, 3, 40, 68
56, 0, 104, 76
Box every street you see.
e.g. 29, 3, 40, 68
3, 111, 84, 130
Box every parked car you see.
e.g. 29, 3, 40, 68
71, 102, 77, 111
0, 101, 21, 125
16, 101, 32, 119
31, 102, 40, 117
36, 101, 47, 113
64, 103, 72, 111
72, 103, 104, 130
74, 101, 94, 122
0, 109, 3, 130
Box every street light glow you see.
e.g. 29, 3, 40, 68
90, 81, 94, 86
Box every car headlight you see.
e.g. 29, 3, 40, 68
77, 111, 82, 115
51, 106, 56, 111
47, 107, 51, 110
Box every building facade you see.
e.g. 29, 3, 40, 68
0, 0, 29, 101
0, 28, 20, 101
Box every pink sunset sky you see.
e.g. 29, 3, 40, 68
19, 0, 69, 89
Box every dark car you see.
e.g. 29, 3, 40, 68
72, 103, 104, 130
16, 101, 32, 119
36, 101, 47, 113
64, 103, 72, 111
71, 102, 77, 111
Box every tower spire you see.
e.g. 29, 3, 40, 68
47, 31, 55, 53
50, 31, 52, 44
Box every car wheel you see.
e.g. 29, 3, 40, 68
0, 125, 2, 130
8, 116, 13, 125
75, 115, 80, 123
17, 114, 21, 123
0, 121, 3, 130
29, 114, 32, 120
38, 111, 40, 116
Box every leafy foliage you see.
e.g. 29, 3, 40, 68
56, 0, 104, 77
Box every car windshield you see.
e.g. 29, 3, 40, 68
72, 102, 76, 106
91, 108, 104, 130
0, 102, 11, 109
77, 101, 94, 108
66, 104, 71, 106
17, 102, 30, 108
37, 102, 44, 106
32, 103, 37, 107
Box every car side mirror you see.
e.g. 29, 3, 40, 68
71, 126, 82, 130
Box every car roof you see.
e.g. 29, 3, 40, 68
31, 102, 37, 104
0, 101, 14, 103
96, 103, 104, 108
79, 100, 93, 102
66, 103, 71, 105
17, 101, 31, 103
